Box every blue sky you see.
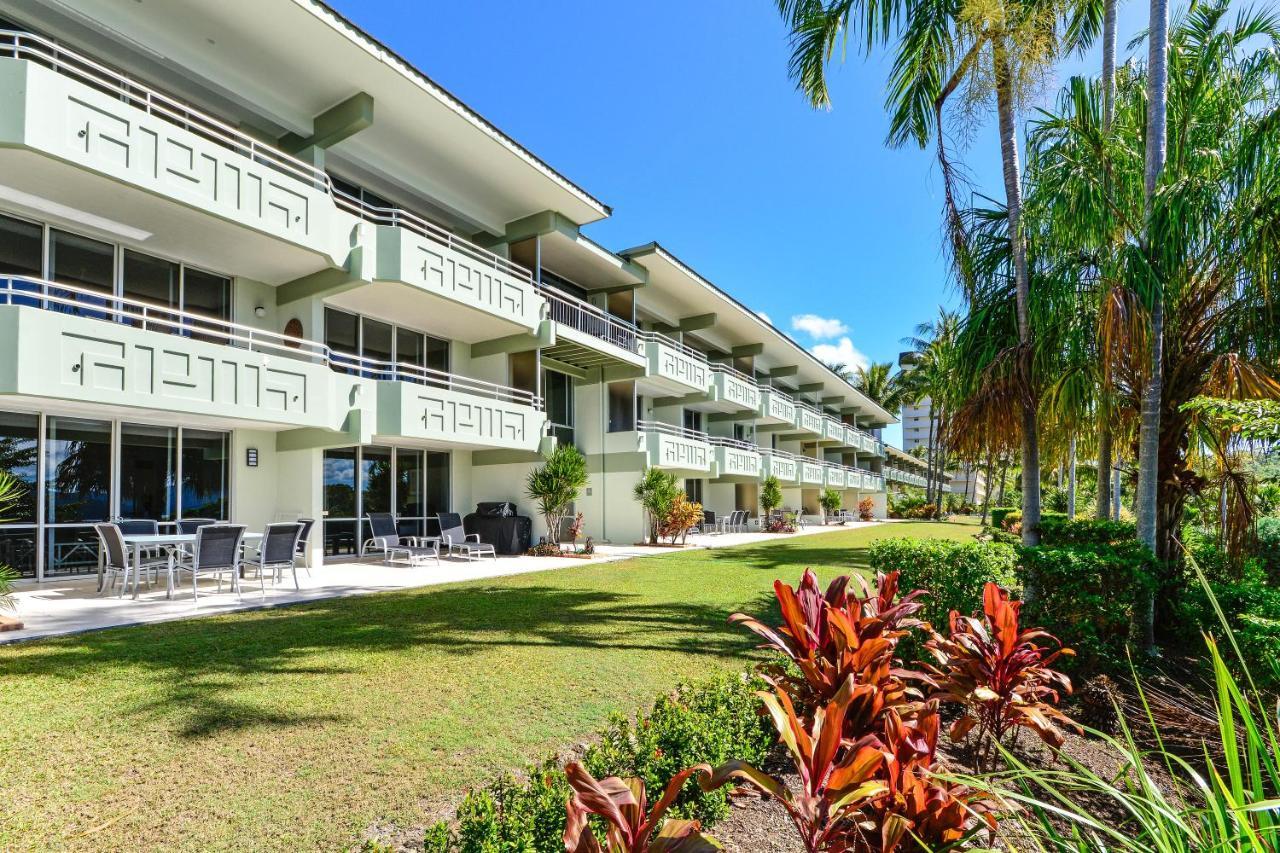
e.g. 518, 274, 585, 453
330, 0, 1152, 444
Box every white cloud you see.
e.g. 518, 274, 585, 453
756, 310, 772, 325
790, 313, 848, 340
812, 337, 870, 374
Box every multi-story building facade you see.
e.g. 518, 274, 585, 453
0, 0, 895, 581
896, 355, 978, 502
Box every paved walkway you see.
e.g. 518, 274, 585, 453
1, 521, 882, 643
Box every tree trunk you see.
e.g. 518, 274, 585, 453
980, 446, 995, 525
925, 405, 937, 505
1094, 0, 1117, 522
996, 454, 1009, 507
1097, 426, 1113, 520
994, 40, 1041, 548
1067, 435, 1077, 518
1113, 455, 1123, 518
1136, 0, 1170, 652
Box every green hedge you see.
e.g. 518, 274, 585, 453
867, 539, 1018, 653
1016, 540, 1155, 673
990, 507, 1017, 530
427, 672, 774, 851
1037, 517, 1135, 546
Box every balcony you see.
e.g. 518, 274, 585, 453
0, 31, 349, 278
708, 365, 760, 413
537, 284, 645, 370
800, 458, 825, 486
362, 213, 543, 336
0, 277, 341, 429
761, 449, 800, 484
822, 416, 846, 444
823, 464, 848, 489
374, 365, 545, 452
641, 333, 710, 395
795, 405, 825, 437
709, 436, 762, 481
636, 420, 712, 474
758, 388, 797, 426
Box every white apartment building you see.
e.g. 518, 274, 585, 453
896, 356, 977, 502
0, 0, 897, 581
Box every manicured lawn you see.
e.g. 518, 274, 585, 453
0, 520, 975, 850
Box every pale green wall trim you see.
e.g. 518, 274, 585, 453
502, 210, 577, 243
654, 392, 709, 407
277, 246, 365, 305
821, 396, 845, 406
584, 452, 646, 474
275, 409, 363, 452
797, 382, 824, 393
279, 92, 375, 153
472, 448, 542, 466
469, 330, 542, 358
764, 365, 799, 378
731, 343, 765, 357
602, 364, 646, 382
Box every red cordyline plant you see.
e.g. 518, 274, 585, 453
697, 678, 995, 852
562, 762, 720, 852
924, 582, 1077, 768
729, 569, 929, 729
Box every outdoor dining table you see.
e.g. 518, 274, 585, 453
107, 531, 264, 600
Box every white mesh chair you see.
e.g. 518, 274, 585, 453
437, 513, 496, 561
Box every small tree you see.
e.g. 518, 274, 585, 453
819, 488, 842, 524
0, 473, 20, 611
760, 475, 783, 519
661, 493, 703, 545
524, 444, 587, 545
858, 496, 875, 522
633, 468, 680, 545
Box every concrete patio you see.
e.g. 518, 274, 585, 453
1, 521, 883, 643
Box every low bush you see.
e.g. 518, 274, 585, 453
867, 539, 1018, 658
990, 507, 1017, 530
1016, 541, 1155, 674
445, 672, 773, 850
1037, 516, 1135, 546
857, 496, 874, 521
1255, 517, 1280, 583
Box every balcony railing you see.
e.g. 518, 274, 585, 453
0, 29, 529, 286
639, 331, 708, 362
707, 435, 759, 452
636, 419, 709, 442
0, 276, 541, 409
537, 284, 640, 353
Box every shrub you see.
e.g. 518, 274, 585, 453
818, 487, 842, 522
924, 582, 1077, 769
1015, 541, 1155, 674
760, 475, 783, 517
451, 674, 773, 849
867, 539, 1018, 648
1037, 516, 1135, 546
563, 763, 719, 851
525, 444, 588, 545
583, 673, 773, 825
989, 507, 1017, 530
632, 469, 680, 545
857, 496, 874, 521
658, 494, 702, 545
1254, 517, 1280, 583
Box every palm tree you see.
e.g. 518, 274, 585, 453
851, 362, 909, 414
902, 310, 961, 511
775, 0, 1100, 545
823, 360, 853, 381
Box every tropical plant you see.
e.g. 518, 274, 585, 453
660, 494, 703, 545
0, 471, 22, 611
858, 497, 874, 522
633, 468, 681, 545
729, 569, 926, 728
818, 488, 842, 523
923, 583, 1077, 768
563, 762, 721, 852
851, 362, 910, 414
760, 474, 784, 518
525, 443, 587, 545
696, 677, 888, 853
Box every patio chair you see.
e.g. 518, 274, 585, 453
174, 524, 246, 605
117, 519, 163, 579
698, 509, 716, 535
176, 518, 216, 535
94, 522, 171, 598
361, 512, 419, 563
437, 513, 496, 562
242, 522, 303, 594
295, 518, 315, 575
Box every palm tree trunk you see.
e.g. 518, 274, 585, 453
1096, 426, 1113, 520
980, 446, 995, 524
1136, 0, 1170, 652
925, 405, 937, 505
1067, 435, 1077, 518
994, 40, 1041, 548
996, 454, 1008, 507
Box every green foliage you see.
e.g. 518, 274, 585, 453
421, 822, 452, 852
759, 475, 783, 515
989, 507, 1017, 530
867, 538, 1018, 660
1181, 397, 1280, 442
1037, 516, 1135, 546
524, 444, 587, 545
1253, 517, 1280, 583
583, 673, 773, 825
0, 471, 19, 610
450, 673, 772, 850
632, 468, 680, 545
1016, 541, 1156, 674
818, 487, 842, 518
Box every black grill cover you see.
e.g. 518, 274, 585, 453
463, 510, 532, 555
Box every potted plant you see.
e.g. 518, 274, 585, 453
760, 474, 783, 523
819, 487, 842, 525
524, 444, 587, 547
633, 468, 680, 545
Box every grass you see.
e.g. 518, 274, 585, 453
0, 520, 975, 850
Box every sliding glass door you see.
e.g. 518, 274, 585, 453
321, 445, 450, 559
0, 412, 38, 578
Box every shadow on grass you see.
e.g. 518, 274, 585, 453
0, 583, 778, 739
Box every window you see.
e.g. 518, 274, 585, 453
122, 250, 179, 330
321, 445, 450, 555
44, 416, 112, 577
396, 449, 424, 537
322, 447, 358, 556
544, 369, 574, 447
685, 479, 704, 505
182, 267, 232, 322
0, 213, 42, 307
181, 430, 228, 519
0, 411, 38, 578
425, 451, 450, 525
49, 229, 113, 318
683, 409, 703, 434
324, 307, 447, 380
119, 423, 177, 522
